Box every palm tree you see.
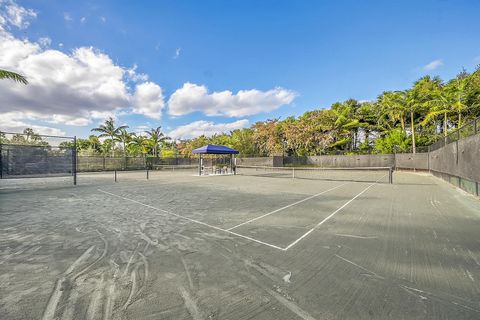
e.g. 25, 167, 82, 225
145, 126, 169, 157
0, 69, 28, 84
87, 135, 101, 153
377, 91, 407, 132
406, 76, 442, 153
129, 134, 149, 157
91, 117, 128, 157
116, 128, 133, 156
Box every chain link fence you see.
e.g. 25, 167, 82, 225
429, 116, 479, 152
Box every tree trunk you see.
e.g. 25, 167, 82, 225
400, 116, 405, 132
444, 112, 447, 137
410, 111, 416, 154
111, 135, 115, 157
458, 111, 462, 128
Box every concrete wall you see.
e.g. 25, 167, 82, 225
426, 133, 479, 197
235, 157, 274, 166
429, 133, 480, 183
394, 153, 429, 170
284, 154, 395, 168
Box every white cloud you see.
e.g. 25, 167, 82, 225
132, 82, 165, 119
0, 0, 37, 30
80, 17, 86, 23
173, 47, 181, 59
63, 12, 72, 22
126, 64, 148, 82
423, 59, 443, 71
0, 112, 65, 136
37, 37, 51, 47
168, 83, 297, 117
169, 119, 249, 139
100, 16, 106, 23
0, 18, 166, 134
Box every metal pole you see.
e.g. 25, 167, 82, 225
0, 139, 3, 180
73, 136, 77, 185
198, 154, 202, 176
146, 169, 149, 180
456, 130, 460, 165
389, 167, 393, 184
114, 170, 117, 182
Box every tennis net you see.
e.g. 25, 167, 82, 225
152, 164, 197, 171
236, 165, 393, 184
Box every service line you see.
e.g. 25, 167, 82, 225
99, 174, 383, 252
226, 181, 349, 231
97, 189, 285, 251
282, 174, 385, 250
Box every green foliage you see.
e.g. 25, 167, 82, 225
374, 129, 411, 154
4, 68, 479, 158
0, 69, 28, 84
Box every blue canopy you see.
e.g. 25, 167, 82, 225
192, 144, 239, 154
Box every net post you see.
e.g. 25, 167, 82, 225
73, 136, 77, 185
292, 167, 295, 179
114, 170, 117, 182
0, 137, 3, 180
146, 169, 149, 180
389, 167, 393, 184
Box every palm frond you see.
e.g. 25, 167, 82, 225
0, 69, 28, 84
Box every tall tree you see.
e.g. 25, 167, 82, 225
129, 134, 149, 157
406, 76, 442, 152
145, 126, 168, 157
91, 117, 128, 157
116, 129, 133, 156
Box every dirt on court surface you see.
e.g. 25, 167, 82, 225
1, 170, 480, 319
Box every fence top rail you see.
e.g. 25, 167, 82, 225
0, 143, 73, 148
0, 131, 75, 140
429, 116, 479, 150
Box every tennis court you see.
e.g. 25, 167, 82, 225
1, 167, 480, 319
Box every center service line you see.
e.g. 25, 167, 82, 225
226, 181, 350, 231
283, 174, 386, 251
97, 189, 285, 251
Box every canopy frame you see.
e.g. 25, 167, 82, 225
192, 144, 239, 176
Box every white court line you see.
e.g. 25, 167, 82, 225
283, 174, 385, 251
97, 189, 285, 251
226, 182, 349, 231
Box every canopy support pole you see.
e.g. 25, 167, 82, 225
198, 154, 202, 176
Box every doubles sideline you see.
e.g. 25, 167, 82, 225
98, 176, 383, 251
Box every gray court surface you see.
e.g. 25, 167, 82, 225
1, 170, 480, 320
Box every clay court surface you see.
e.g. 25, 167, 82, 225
1, 169, 480, 320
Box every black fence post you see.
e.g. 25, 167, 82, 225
73, 136, 77, 185
0, 138, 3, 179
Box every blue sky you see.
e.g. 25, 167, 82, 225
1, 0, 480, 139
